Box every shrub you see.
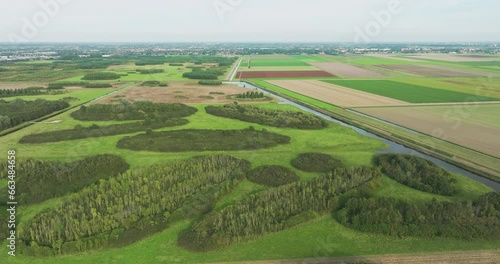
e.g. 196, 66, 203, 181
292, 153, 343, 173
199, 80, 223, 86
246, 165, 300, 187
82, 72, 120, 80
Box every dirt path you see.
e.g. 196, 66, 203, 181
217, 250, 500, 264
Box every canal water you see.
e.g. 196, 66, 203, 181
227, 81, 500, 192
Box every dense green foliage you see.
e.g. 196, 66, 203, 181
179, 167, 381, 251
0, 87, 43, 97
169, 63, 184, 66
82, 72, 121, 80
323, 80, 498, 103
246, 165, 300, 187
84, 83, 113, 88
375, 154, 458, 196
138, 69, 165, 74
292, 153, 344, 173
0, 155, 129, 205
337, 193, 500, 240
183, 69, 223, 80
19, 118, 188, 144
205, 104, 327, 129
0, 99, 69, 131
140, 81, 168, 87
19, 155, 250, 255
198, 80, 223, 86
71, 101, 197, 121
48, 81, 112, 89
117, 128, 291, 152
0, 67, 7, 72
236, 91, 265, 99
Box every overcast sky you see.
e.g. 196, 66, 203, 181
1, 0, 499, 43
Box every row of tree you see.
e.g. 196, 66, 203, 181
0, 99, 69, 132
337, 193, 500, 240
375, 154, 458, 196
246, 165, 300, 187
205, 104, 328, 129
82, 72, 121, 80
19, 155, 251, 255
236, 91, 265, 99
0, 88, 43, 97
179, 166, 381, 251
0, 155, 129, 205
138, 69, 165, 74
19, 118, 188, 144
70, 100, 197, 121
292, 153, 344, 173
116, 128, 291, 152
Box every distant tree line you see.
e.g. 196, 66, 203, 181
246, 165, 300, 187
198, 80, 223, 86
0, 88, 44, 98
205, 104, 328, 129
183, 68, 224, 80
337, 193, 500, 241
140, 81, 168, 87
116, 128, 291, 152
19, 118, 188, 144
19, 155, 250, 255
179, 167, 381, 251
137, 69, 165, 74
0, 67, 7, 72
375, 154, 458, 196
0, 155, 129, 205
0, 99, 69, 132
48, 82, 113, 89
71, 101, 197, 121
236, 91, 265, 99
82, 72, 121, 80
292, 153, 344, 173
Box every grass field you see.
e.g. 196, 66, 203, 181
323, 80, 499, 103
248, 59, 311, 67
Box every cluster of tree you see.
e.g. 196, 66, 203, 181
292, 153, 344, 173
48, 82, 88, 89
84, 83, 113, 88
198, 80, 223, 86
55, 58, 127, 69
140, 81, 168, 87
82, 72, 121, 80
0, 99, 69, 132
135, 55, 237, 66
0, 67, 7, 72
169, 63, 184, 66
183, 69, 223, 80
179, 167, 382, 251
19, 155, 250, 255
19, 118, 188, 144
236, 91, 265, 99
135, 58, 167, 66
137, 69, 165, 74
116, 128, 291, 152
0, 88, 44, 98
246, 165, 300, 187
337, 193, 500, 241
70, 101, 197, 121
374, 154, 458, 196
0, 155, 129, 205
205, 104, 328, 129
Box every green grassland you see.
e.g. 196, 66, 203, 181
323, 80, 499, 103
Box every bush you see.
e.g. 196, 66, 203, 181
292, 153, 343, 173
117, 128, 291, 152
82, 72, 120, 80
246, 165, 300, 187
205, 104, 327, 129
140, 81, 168, 87
138, 69, 165, 74
199, 80, 223, 86
84, 83, 113, 88
169, 63, 184, 66
374, 154, 458, 196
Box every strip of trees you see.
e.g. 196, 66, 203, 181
205, 104, 327, 129
19, 155, 250, 255
235, 91, 265, 99
375, 154, 458, 196
179, 167, 381, 251
0, 88, 44, 97
246, 165, 300, 187
0, 99, 69, 132
0, 155, 129, 205
19, 118, 188, 144
116, 128, 291, 152
337, 193, 500, 240
82, 72, 121, 80
138, 69, 165, 74
198, 80, 222, 86
292, 153, 344, 173
70, 101, 197, 121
